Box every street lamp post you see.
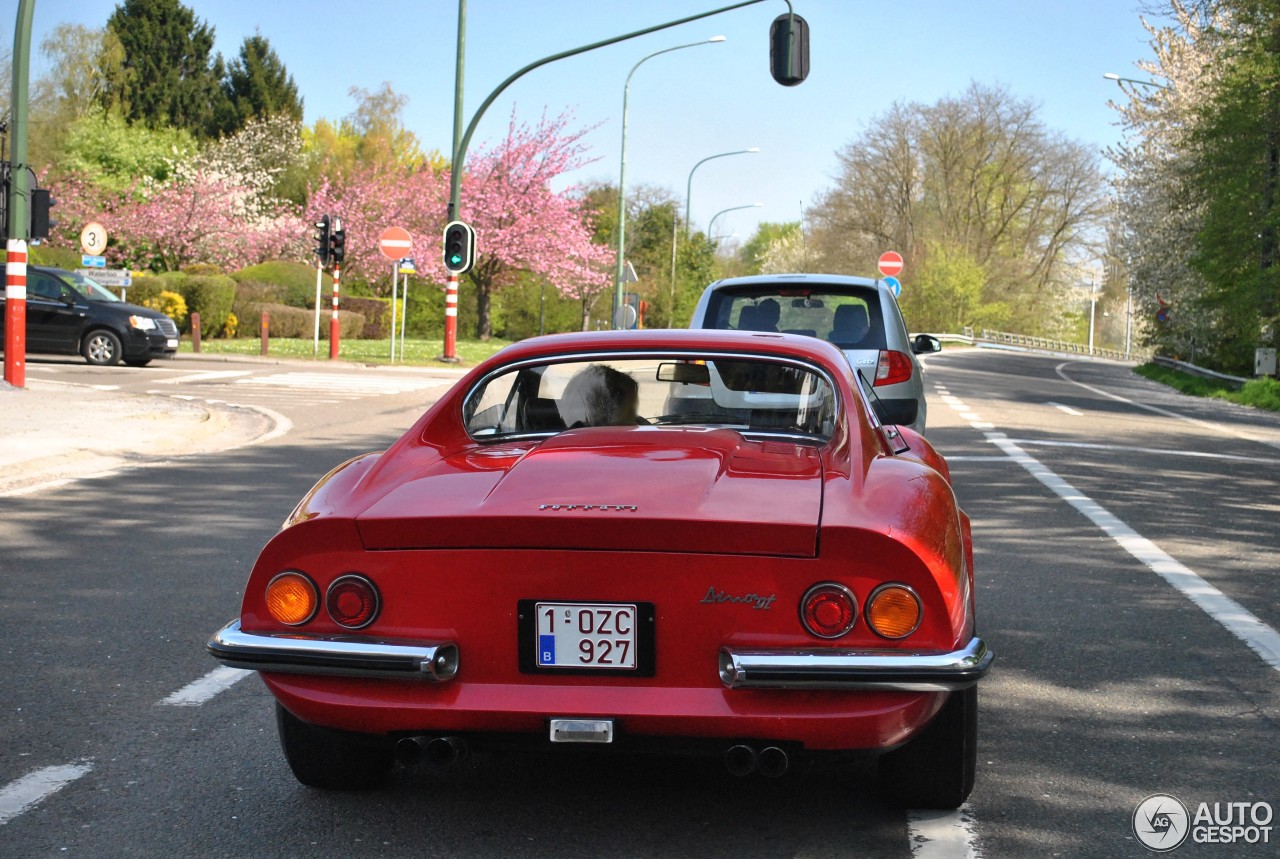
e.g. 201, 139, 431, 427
1103, 72, 1169, 90
613, 36, 726, 329
685, 148, 760, 240
707, 202, 763, 240
670, 147, 759, 320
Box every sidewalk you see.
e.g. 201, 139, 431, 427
0, 377, 276, 496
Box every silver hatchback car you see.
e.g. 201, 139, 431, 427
689, 274, 939, 434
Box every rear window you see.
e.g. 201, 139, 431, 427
702, 286, 887, 351
463, 355, 836, 442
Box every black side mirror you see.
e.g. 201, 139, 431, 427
911, 334, 942, 354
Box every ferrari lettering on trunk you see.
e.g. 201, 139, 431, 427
700, 587, 777, 610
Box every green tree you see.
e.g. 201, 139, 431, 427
1186, 0, 1280, 370
104, 0, 230, 139
217, 32, 303, 135
28, 25, 128, 171
739, 221, 800, 274
56, 109, 197, 192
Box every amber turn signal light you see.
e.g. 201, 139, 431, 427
265, 571, 318, 626
866, 584, 922, 639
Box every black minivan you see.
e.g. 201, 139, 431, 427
0, 265, 179, 366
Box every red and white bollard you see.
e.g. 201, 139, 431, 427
4, 239, 28, 387
329, 264, 341, 360
442, 272, 458, 362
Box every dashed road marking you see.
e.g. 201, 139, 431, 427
160, 665, 251, 706
0, 762, 93, 825
1046, 401, 1083, 416
908, 805, 981, 858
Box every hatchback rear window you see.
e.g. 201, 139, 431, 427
702, 287, 887, 351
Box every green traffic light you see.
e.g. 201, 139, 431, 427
450, 254, 462, 265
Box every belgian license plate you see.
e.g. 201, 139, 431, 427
535, 602, 637, 670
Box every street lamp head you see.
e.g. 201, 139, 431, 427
1103, 72, 1120, 81
746, 147, 761, 153
708, 35, 727, 43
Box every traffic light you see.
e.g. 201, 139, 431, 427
769, 13, 810, 86
329, 217, 346, 265
442, 220, 476, 274
30, 188, 56, 240
314, 214, 331, 267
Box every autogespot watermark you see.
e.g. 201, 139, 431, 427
1133, 793, 1274, 852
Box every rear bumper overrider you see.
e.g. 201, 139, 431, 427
207, 619, 458, 681
719, 636, 992, 692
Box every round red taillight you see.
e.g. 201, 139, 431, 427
265, 571, 318, 626
800, 582, 858, 639
326, 575, 380, 629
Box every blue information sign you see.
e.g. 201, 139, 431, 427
82, 255, 107, 268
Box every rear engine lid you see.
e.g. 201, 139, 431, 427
356, 427, 822, 557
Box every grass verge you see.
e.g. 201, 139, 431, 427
1135, 363, 1280, 411
179, 337, 512, 367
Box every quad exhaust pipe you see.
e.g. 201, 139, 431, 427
396, 735, 470, 768
723, 744, 789, 778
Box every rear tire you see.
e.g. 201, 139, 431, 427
878, 685, 977, 809
275, 704, 394, 790
82, 330, 123, 366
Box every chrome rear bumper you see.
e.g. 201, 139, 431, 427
719, 636, 992, 692
207, 620, 458, 681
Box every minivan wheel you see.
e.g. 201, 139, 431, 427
83, 330, 123, 366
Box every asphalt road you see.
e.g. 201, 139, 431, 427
1, 349, 1277, 858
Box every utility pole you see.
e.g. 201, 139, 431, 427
4, 0, 36, 388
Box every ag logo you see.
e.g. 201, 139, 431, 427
1133, 794, 1189, 852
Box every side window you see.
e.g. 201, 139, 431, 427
30, 272, 65, 301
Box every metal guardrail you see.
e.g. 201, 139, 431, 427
1151, 356, 1248, 389
919, 329, 1148, 363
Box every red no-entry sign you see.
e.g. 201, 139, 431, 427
878, 251, 903, 277
379, 227, 412, 260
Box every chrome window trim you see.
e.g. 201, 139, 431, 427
460, 349, 841, 445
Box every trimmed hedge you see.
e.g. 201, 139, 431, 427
342, 296, 406, 339
243, 302, 366, 340
178, 274, 237, 338
232, 260, 331, 309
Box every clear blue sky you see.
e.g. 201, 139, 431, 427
14, 0, 1160, 246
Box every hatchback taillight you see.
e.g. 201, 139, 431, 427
874, 350, 913, 387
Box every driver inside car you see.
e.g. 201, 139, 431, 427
560, 364, 641, 427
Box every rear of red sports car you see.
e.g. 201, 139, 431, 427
209, 331, 991, 808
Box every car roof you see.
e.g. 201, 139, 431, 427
478, 329, 855, 378
703, 273, 891, 295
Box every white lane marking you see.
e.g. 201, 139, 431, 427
1054, 362, 1280, 450
236, 372, 449, 394
0, 762, 93, 825
89, 384, 120, 391
987, 431, 1280, 674
156, 370, 253, 384
160, 666, 251, 706
1046, 401, 1083, 416
1003, 438, 1280, 466
908, 805, 981, 858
